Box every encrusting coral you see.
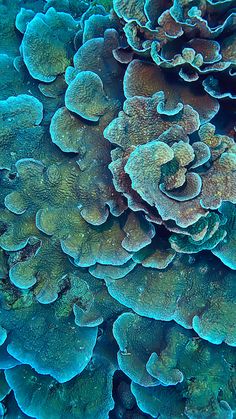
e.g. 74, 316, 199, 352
0, 0, 235, 417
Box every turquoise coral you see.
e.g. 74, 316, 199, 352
0, 0, 235, 417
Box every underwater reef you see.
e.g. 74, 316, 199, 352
0, 0, 236, 417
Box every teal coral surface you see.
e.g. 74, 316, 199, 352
0, 0, 236, 418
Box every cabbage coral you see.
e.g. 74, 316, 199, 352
0, 0, 235, 417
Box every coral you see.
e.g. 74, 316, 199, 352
1, 392, 30, 418
122, 212, 155, 252
0, 208, 38, 252
50, 106, 127, 225
65, 70, 111, 121
0, 0, 235, 417
71, 272, 125, 327
132, 382, 187, 418
200, 154, 236, 209
0, 371, 10, 402
37, 208, 132, 267
43, 0, 89, 17
82, 11, 119, 44
8, 239, 74, 304
107, 58, 220, 122
5, 359, 115, 419
0, 95, 43, 170
89, 260, 137, 280
115, 0, 236, 92
0, 294, 98, 383
212, 202, 236, 269
66, 29, 125, 102
21, 8, 79, 82
2, 158, 132, 268
106, 254, 236, 346
104, 93, 200, 149
133, 238, 176, 269
169, 212, 227, 253
0, 250, 8, 280
0, 0, 22, 56
15, 8, 35, 34
124, 140, 202, 205
114, 313, 236, 417
0, 54, 26, 100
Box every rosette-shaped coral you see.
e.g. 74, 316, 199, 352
0, 0, 235, 417
105, 89, 236, 260
113, 0, 236, 96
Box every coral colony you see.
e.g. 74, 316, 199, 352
0, 0, 236, 417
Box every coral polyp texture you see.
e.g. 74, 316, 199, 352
0, 0, 235, 417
